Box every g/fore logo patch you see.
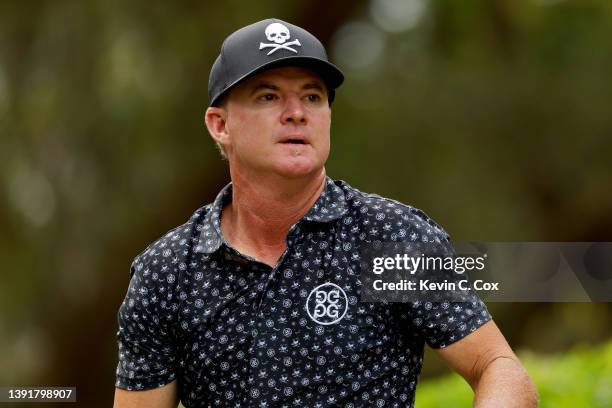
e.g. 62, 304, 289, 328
306, 282, 348, 325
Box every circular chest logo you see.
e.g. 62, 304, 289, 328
306, 282, 348, 325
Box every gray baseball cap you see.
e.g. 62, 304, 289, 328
208, 18, 344, 107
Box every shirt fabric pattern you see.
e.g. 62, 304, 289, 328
116, 177, 491, 407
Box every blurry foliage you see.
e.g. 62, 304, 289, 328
416, 341, 612, 407
1, 0, 611, 406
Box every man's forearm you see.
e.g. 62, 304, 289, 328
472, 356, 538, 408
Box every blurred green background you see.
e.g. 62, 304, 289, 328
1, 0, 611, 406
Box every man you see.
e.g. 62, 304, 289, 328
114, 18, 538, 407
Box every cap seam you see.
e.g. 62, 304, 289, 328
220, 40, 230, 96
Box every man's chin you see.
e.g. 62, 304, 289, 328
272, 157, 323, 179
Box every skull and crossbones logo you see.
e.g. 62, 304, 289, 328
259, 22, 301, 55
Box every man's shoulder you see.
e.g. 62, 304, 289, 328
130, 204, 213, 274
335, 179, 451, 241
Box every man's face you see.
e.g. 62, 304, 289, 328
218, 66, 331, 179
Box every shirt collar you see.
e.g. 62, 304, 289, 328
195, 177, 347, 254
303, 177, 348, 223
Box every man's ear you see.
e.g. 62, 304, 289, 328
205, 107, 230, 147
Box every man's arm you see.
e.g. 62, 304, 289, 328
435, 320, 538, 407
113, 380, 179, 408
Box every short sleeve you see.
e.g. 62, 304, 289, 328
408, 232, 492, 349
411, 295, 492, 349
115, 248, 181, 390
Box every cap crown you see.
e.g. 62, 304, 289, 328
208, 18, 343, 106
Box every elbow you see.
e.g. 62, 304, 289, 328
472, 355, 539, 407
523, 373, 539, 408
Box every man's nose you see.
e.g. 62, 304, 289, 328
281, 95, 306, 124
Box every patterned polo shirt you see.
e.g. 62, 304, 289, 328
115, 177, 491, 407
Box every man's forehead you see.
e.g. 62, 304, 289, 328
242, 66, 326, 89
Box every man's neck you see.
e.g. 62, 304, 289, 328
220, 168, 327, 267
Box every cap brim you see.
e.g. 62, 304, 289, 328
210, 56, 344, 107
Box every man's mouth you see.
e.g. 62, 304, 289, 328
279, 136, 308, 145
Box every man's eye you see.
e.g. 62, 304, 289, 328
306, 94, 322, 102
259, 94, 277, 101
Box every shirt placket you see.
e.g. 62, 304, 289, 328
216, 250, 272, 406
253, 222, 303, 313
